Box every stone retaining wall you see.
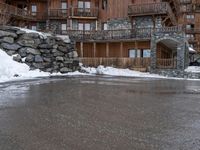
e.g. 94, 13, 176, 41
151, 69, 200, 79
0, 26, 80, 73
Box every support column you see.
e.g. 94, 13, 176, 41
177, 43, 185, 70
106, 42, 109, 57
120, 42, 123, 57
93, 42, 96, 57
150, 37, 157, 70
80, 42, 83, 57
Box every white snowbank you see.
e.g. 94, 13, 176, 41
0, 49, 50, 83
56, 35, 71, 43
185, 66, 200, 73
81, 65, 166, 79
14, 27, 51, 39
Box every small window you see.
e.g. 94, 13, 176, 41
61, 24, 67, 31
61, 2, 67, 9
78, 23, 84, 30
85, 23, 91, 31
102, 0, 107, 9
103, 23, 108, 30
129, 49, 136, 58
143, 49, 151, 58
31, 5, 37, 16
78, 1, 84, 8
31, 25, 37, 31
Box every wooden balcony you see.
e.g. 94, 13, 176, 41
60, 26, 183, 42
0, 2, 33, 20
128, 2, 177, 25
61, 28, 152, 42
80, 57, 151, 69
185, 28, 200, 34
180, 0, 192, 4
69, 7, 98, 19
31, 12, 47, 21
49, 9, 69, 19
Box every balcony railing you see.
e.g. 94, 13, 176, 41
49, 9, 69, 19
59, 26, 183, 42
0, 2, 33, 20
180, 0, 192, 4
80, 57, 151, 69
31, 12, 47, 20
70, 7, 98, 18
185, 28, 200, 34
61, 28, 152, 41
128, 2, 177, 25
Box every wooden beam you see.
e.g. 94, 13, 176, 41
93, 42, 96, 57
106, 42, 109, 57
120, 42, 123, 57
80, 42, 83, 57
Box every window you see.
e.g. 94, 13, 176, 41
78, 1, 91, 11
137, 50, 141, 58
103, 23, 108, 30
31, 25, 37, 31
85, 23, 91, 31
78, 1, 84, 8
61, 2, 67, 9
61, 1, 67, 13
143, 49, 151, 58
78, 23, 84, 30
102, 0, 107, 9
129, 49, 136, 58
61, 24, 67, 31
31, 5, 37, 16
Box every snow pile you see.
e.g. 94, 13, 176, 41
81, 65, 165, 78
185, 66, 200, 73
0, 49, 50, 83
14, 27, 51, 39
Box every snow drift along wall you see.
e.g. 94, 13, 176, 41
0, 26, 79, 73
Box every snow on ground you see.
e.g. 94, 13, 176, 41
0, 49, 50, 83
81, 65, 166, 79
185, 66, 200, 73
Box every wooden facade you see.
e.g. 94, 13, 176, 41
0, 0, 193, 69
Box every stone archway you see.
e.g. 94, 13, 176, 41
150, 31, 188, 71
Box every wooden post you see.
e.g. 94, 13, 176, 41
106, 42, 109, 57
120, 42, 123, 57
93, 42, 96, 57
80, 42, 83, 57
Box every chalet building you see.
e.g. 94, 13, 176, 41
1, 0, 199, 71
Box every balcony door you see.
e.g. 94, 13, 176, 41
78, 1, 91, 12
61, 1, 67, 14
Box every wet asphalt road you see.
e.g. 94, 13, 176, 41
0, 76, 200, 150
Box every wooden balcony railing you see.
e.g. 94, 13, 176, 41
61, 28, 152, 41
80, 57, 151, 69
157, 58, 177, 69
59, 26, 183, 41
180, 0, 192, 4
0, 2, 33, 20
70, 7, 98, 18
31, 12, 47, 20
49, 9, 69, 19
128, 2, 177, 25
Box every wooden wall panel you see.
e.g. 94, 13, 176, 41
96, 43, 106, 57
109, 43, 121, 57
